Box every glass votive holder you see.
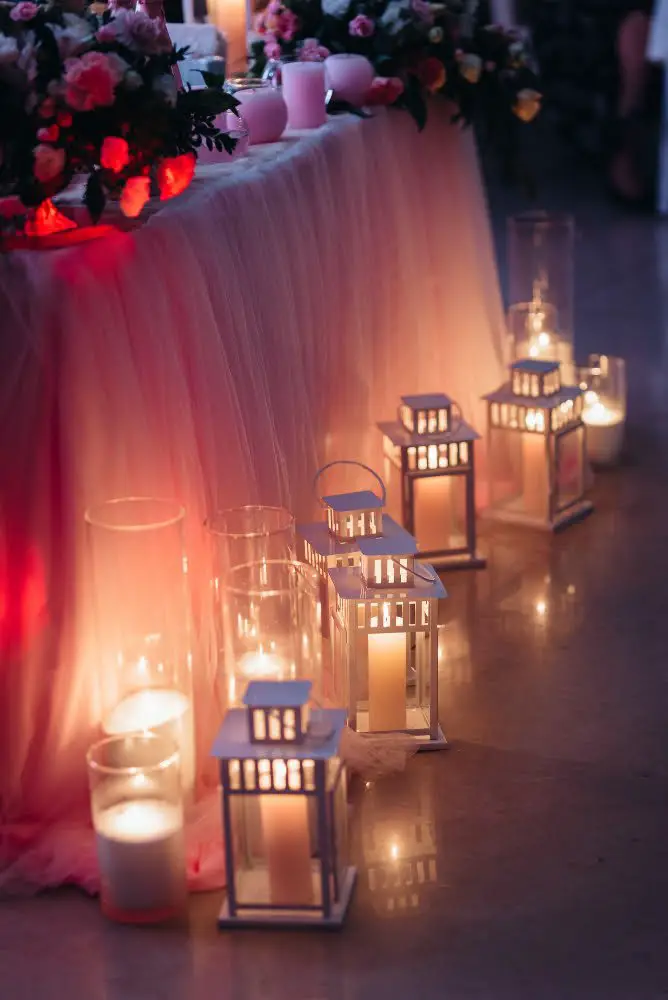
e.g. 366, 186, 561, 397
225, 558, 322, 706
206, 505, 296, 573
87, 733, 187, 924
578, 355, 627, 466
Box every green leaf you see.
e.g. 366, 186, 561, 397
84, 171, 106, 224
180, 87, 239, 116
199, 70, 227, 90
401, 76, 428, 132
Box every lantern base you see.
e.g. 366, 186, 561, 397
417, 551, 487, 571
355, 709, 448, 750
482, 498, 594, 532
217, 865, 357, 930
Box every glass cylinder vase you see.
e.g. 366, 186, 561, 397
87, 732, 187, 924
578, 355, 627, 466
225, 559, 322, 706
507, 212, 575, 380
85, 497, 195, 798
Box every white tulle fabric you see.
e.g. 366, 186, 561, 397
0, 106, 505, 894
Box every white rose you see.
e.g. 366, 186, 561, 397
0, 34, 19, 65
51, 13, 94, 58
152, 73, 177, 107
429, 25, 443, 43
33, 143, 66, 183
124, 69, 143, 90
320, 0, 352, 17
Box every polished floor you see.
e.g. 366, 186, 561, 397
3, 131, 668, 999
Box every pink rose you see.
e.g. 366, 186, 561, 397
298, 37, 330, 61
37, 124, 60, 142
365, 75, 404, 106
349, 14, 374, 37
33, 144, 65, 183
64, 51, 127, 111
264, 39, 282, 60
38, 97, 56, 118
95, 23, 117, 43
10, 1, 39, 21
105, 9, 171, 54
58, 111, 73, 127
411, 0, 433, 22
263, 5, 298, 41
120, 176, 150, 218
100, 135, 130, 173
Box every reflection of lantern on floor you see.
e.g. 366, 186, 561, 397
211, 680, 356, 928
378, 393, 485, 569
328, 496, 447, 747
483, 359, 593, 531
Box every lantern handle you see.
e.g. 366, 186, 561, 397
388, 557, 439, 586
313, 461, 387, 508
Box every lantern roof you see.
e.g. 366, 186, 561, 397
483, 383, 582, 410
211, 707, 346, 761
322, 489, 383, 513
243, 679, 311, 710
356, 519, 418, 557
400, 393, 452, 411
510, 359, 560, 376
299, 514, 413, 558
329, 564, 446, 601
378, 418, 480, 448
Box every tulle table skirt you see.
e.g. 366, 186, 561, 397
0, 106, 505, 894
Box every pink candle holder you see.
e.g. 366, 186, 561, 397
325, 54, 375, 106
281, 61, 327, 130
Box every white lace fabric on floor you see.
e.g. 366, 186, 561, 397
0, 107, 505, 895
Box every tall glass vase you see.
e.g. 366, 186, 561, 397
85, 497, 195, 798
507, 212, 575, 381
224, 559, 322, 707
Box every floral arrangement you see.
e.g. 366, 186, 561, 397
251, 0, 541, 138
0, 0, 238, 227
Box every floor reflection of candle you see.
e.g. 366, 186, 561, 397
368, 632, 406, 732
522, 432, 548, 520
103, 689, 195, 797
95, 798, 186, 922
583, 395, 625, 465
414, 476, 452, 553
261, 795, 314, 905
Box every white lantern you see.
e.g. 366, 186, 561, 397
483, 359, 594, 530
378, 392, 485, 569
211, 680, 356, 928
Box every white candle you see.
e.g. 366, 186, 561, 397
207, 0, 249, 75
583, 397, 625, 465
261, 794, 314, 905
325, 54, 375, 106
368, 632, 406, 732
237, 650, 290, 679
522, 432, 548, 520
413, 476, 453, 553
95, 798, 186, 921
281, 62, 327, 130
103, 689, 195, 798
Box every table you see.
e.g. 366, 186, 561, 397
0, 107, 505, 894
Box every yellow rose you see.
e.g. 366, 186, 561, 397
513, 88, 541, 123
458, 52, 482, 84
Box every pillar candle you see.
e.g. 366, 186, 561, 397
95, 798, 186, 922
583, 400, 625, 465
325, 54, 375, 106
103, 689, 196, 798
281, 62, 326, 130
368, 632, 406, 732
413, 476, 453, 553
261, 794, 314, 905
522, 432, 548, 520
207, 0, 249, 76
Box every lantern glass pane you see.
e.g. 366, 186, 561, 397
328, 758, 348, 900
413, 474, 467, 554
488, 425, 549, 522
555, 425, 585, 512
229, 791, 322, 910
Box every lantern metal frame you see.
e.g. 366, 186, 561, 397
378, 392, 485, 570
329, 555, 447, 750
211, 680, 356, 929
482, 359, 594, 531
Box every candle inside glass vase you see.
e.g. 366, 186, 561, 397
579, 355, 626, 466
